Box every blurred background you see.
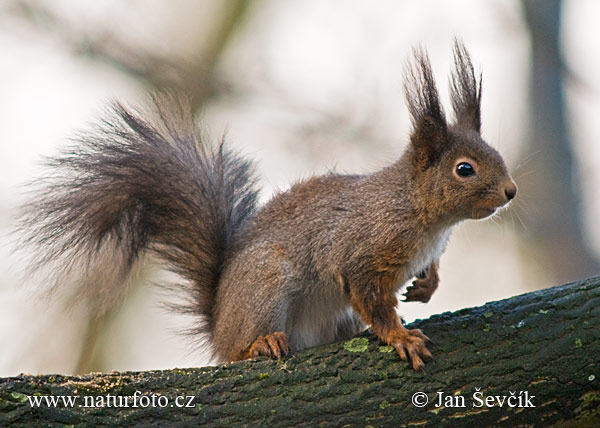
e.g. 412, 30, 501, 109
1, 0, 599, 376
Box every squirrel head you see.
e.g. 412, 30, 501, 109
403, 40, 517, 222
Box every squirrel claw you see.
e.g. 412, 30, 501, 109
246, 332, 289, 360
404, 278, 436, 303
390, 328, 432, 371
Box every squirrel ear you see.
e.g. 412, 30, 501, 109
404, 47, 448, 169
410, 115, 447, 169
450, 39, 482, 133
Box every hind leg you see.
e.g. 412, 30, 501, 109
334, 308, 366, 341
212, 243, 298, 362
242, 331, 290, 359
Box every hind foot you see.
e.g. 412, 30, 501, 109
244, 331, 289, 359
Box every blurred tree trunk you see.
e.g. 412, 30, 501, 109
520, 0, 600, 284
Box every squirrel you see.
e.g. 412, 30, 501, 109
16, 40, 516, 371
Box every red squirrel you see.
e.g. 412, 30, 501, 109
17, 40, 516, 370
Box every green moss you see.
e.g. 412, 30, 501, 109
579, 392, 600, 408
484, 311, 494, 318
10, 392, 28, 403
574, 392, 600, 424
483, 324, 491, 332
379, 400, 390, 409
378, 346, 394, 353
259, 373, 270, 380
344, 337, 369, 353
575, 338, 583, 348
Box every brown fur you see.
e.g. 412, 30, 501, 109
405, 261, 440, 303
16, 40, 516, 370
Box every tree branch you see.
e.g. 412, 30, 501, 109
2, 277, 599, 427
9, 0, 253, 109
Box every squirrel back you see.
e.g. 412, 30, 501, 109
17, 40, 516, 370
16, 93, 259, 349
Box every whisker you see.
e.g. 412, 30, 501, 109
511, 197, 530, 214
513, 150, 542, 172
513, 169, 536, 181
507, 209, 515, 230
510, 205, 527, 231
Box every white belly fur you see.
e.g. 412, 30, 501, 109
399, 226, 452, 286
288, 280, 353, 350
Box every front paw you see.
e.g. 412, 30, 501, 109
404, 278, 435, 303
389, 328, 432, 370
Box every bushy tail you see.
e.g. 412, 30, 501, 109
16, 93, 260, 337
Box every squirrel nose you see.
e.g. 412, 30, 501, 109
504, 181, 517, 201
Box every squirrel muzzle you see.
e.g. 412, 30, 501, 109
472, 177, 517, 219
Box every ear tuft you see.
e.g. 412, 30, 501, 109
404, 47, 447, 130
450, 38, 482, 133
404, 47, 448, 169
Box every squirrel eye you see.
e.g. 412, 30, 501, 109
456, 162, 475, 177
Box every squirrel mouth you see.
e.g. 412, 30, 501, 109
473, 207, 497, 219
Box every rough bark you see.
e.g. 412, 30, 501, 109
1, 276, 599, 428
